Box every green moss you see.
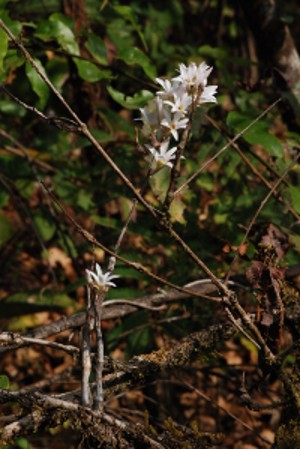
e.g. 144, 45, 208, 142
273, 419, 300, 449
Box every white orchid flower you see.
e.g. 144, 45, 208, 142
146, 140, 178, 168
199, 85, 218, 104
85, 263, 119, 290
164, 90, 192, 114
173, 61, 213, 91
161, 110, 189, 141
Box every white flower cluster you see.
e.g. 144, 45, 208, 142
86, 263, 119, 290
140, 62, 218, 168
85, 64, 217, 291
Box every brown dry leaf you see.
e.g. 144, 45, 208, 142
260, 224, 288, 261
198, 194, 215, 222
17, 251, 38, 272
4, 362, 18, 378
180, 391, 198, 407
106, 396, 120, 410
246, 260, 264, 288
125, 390, 144, 405
104, 199, 120, 215
48, 247, 77, 281
53, 355, 73, 374
226, 350, 243, 365
110, 347, 125, 361
199, 415, 216, 432
6, 67, 16, 85
154, 335, 166, 349
84, 248, 105, 263
7, 311, 51, 332
217, 395, 230, 411
222, 242, 248, 256
261, 428, 275, 444
104, 36, 117, 64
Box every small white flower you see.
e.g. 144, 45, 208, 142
173, 61, 213, 93
156, 78, 175, 97
86, 263, 119, 290
200, 85, 218, 104
139, 106, 158, 128
139, 97, 165, 129
161, 110, 189, 141
164, 90, 192, 114
146, 140, 178, 168
156, 78, 182, 99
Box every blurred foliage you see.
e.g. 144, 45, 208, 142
0, 0, 299, 348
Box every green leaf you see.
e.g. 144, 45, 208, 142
196, 173, 214, 192
0, 214, 14, 246
0, 11, 22, 36
107, 310, 153, 356
0, 28, 8, 73
58, 234, 78, 259
6, 314, 44, 331
226, 111, 259, 130
107, 18, 134, 51
33, 214, 56, 241
149, 168, 170, 202
36, 13, 80, 56
0, 98, 26, 116
106, 287, 141, 301
198, 44, 228, 60
127, 327, 152, 357
240, 336, 258, 362
5, 290, 75, 312
53, 177, 77, 204
43, 292, 75, 308
25, 59, 50, 109
118, 47, 156, 79
16, 437, 33, 449
107, 85, 153, 109
15, 179, 35, 199
76, 189, 94, 211
74, 58, 111, 82
289, 185, 300, 213
124, 311, 152, 356
91, 215, 120, 229
113, 5, 136, 20
246, 132, 284, 158
0, 375, 9, 389
113, 5, 148, 51
0, 190, 9, 208
3, 49, 25, 70
88, 128, 114, 143
288, 232, 300, 254
214, 213, 229, 224
226, 111, 284, 157
85, 33, 108, 66
169, 197, 187, 225
48, 13, 80, 55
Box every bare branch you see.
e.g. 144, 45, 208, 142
0, 332, 79, 355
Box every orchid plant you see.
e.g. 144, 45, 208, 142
85, 263, 119, 290
86, 61, 217, 287
140, 61, 218, 169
